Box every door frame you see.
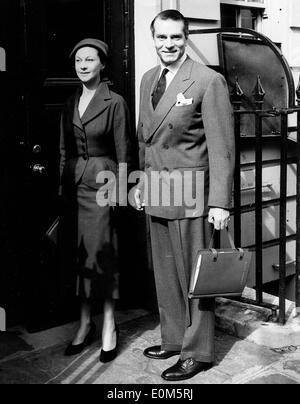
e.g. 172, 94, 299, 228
104, 0, 136, 124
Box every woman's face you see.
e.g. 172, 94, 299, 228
75, 46, 103, 85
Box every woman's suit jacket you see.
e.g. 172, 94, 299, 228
137, 57, 235, 219
60, 81, 133, 194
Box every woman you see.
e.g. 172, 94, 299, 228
59, 38, 132, 362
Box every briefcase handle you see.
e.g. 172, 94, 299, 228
208, 228, 244, 260
208, 227, 234, 248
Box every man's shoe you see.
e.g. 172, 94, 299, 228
161, 358, 213, 381
143, 345, 181, 360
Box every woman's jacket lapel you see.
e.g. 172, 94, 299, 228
72, 81, 113, 130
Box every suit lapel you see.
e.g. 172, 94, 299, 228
144, 58, 195, 142
72, 88, 84, 131
140, 67, 159, 133
149, 67, 161, 113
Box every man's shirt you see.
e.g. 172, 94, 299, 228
159, 53, 187, 89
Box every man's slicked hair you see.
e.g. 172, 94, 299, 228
150, 9, 189, 39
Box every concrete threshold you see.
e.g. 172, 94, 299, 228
216, 287, 300, 349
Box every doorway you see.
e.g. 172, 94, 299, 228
0, 0, 138, 331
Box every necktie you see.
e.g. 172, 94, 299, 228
152, 68, 169, 110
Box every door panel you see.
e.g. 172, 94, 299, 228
43, 0, 105, 78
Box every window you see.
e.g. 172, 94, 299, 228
221, 5, 237, 28
221, 4, 262, 30
240, 8, 259, 29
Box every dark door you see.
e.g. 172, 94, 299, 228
0, 0, 138, 331
0, 0, 27, 328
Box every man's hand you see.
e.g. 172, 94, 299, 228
208, 208, 230, 230
134, 188, 145, 211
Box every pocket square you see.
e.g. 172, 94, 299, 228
176, 93, 193, 106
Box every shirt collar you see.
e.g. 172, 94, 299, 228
160, 53, 187, 76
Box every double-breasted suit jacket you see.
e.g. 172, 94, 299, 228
59, 81, 133, 300
137, 57, 235, 219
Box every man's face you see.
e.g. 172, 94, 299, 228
153, 18, 187, 66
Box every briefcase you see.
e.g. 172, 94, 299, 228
188, 228, 252, 299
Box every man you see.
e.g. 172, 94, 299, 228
135, 10, 235, 381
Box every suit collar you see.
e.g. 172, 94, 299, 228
72, 81, 112, 129
159, 53, 187, 77
145, 57, 195, 142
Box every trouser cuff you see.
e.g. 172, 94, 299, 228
180, 351, 214, 363
161, 343, 182, 351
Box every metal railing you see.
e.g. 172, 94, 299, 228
232, 85, 300, 324
189, 27, 300, 324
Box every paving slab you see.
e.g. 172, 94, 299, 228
1, 312, 297, 385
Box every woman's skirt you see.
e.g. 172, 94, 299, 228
60, 180, 119, 300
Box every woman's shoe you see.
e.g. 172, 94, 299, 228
99, 325, 119, 363
64, 321, 96, 356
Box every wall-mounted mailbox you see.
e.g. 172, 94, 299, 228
0, 47, 6, 71
0, 307, 6, 331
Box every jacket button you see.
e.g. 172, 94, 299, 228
163, 144, 169, 150
82, 154, 88, 160
168, 123, 173, 130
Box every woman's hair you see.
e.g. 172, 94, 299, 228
95, 49, 109, 82
150, 9, 189, 39
94, 48, 107, 68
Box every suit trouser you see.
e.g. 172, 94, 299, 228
149, 215, 215, 363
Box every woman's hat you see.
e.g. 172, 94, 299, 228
69, 38, 109, 59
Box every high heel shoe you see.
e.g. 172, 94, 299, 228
64, 321, 96, 356
99, 325, 120, 363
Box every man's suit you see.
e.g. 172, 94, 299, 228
137, 57, 235, 362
